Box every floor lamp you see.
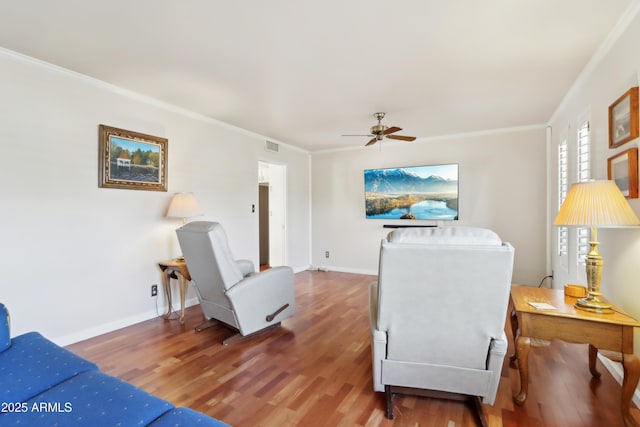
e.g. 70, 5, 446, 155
553, 180, 640, 313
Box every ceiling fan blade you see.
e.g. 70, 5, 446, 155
386, 134, 416, 142
383, 126, 402, 135
342, 134, 374, 137
365, 137, 378, 146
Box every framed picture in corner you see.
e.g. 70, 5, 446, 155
608, 87, 639, 148
98, 125, 168, 191
608, 147, 638, 199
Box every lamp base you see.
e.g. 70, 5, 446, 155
574, 229, 613, 315
575, 297, 613, 314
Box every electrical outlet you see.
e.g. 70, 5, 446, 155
325, 251, 330, 258
151, 284, 158, 297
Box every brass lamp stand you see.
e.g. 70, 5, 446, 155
576, 227, 612, 313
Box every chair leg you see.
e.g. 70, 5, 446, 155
471, 396, 488, 427
194, 319, 218, 332
385, 385, 394, 419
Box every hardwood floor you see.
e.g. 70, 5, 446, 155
67, 271, 640, 426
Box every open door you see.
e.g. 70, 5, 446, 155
259, 183, 269, 266
258, 161, 286, 269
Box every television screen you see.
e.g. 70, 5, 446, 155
364, 164, 458, 220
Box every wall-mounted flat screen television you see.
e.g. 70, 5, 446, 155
364, 163, 458, 220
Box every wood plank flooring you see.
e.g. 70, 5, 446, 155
67, 271, 640, 426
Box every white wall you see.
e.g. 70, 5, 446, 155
311, 127, 548, 285
548, 8, 640, 344
0, 49, 311, 345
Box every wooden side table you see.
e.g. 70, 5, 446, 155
157, 259, 191, 324
510, 285, 640, 427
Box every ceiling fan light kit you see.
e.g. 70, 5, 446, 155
343, 112, 416, 146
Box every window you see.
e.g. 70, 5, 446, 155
557, 137, 568, 256
576, 121, 590, 264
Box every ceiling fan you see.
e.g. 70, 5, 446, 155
343, 112, 416, 146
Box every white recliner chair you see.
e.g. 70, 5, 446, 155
176, 221, 295, 345
369, 226, 514, 423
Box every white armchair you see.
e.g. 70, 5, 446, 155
176, 221, 295, 345
369, 226, 514, 422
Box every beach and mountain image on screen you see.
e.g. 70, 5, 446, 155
364, 164, 458, 220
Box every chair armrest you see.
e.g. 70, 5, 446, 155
1, 303, 10, 352
369, 282, 387, 392
235, 259, 255, 277
482, 332, 508, 405
489, 333, 507, 356
225, 266, 295, 335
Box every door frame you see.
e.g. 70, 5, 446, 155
258, 161, 287, 267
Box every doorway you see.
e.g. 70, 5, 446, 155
258, 161, 286, 269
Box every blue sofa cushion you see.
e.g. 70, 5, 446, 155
0, 303, 9, 352
0, 332, 98, 403
1, 370, 175, 426
149, 407, 231, 427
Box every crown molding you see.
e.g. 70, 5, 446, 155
0, 46, 310, 155
548, 0, 640, 124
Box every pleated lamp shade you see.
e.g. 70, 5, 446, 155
554, 180, 640, 227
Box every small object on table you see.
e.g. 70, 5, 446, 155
564, 284, 587, 298
527, 301, 556, 310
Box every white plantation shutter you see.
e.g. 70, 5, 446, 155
576, 121, 590, 265
558, 137, 568, 256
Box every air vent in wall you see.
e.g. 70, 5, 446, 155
265, 140, 279, 153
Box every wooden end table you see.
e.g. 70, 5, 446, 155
157, 259, 191, 324
510, 285, 640, 427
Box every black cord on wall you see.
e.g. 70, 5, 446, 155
538, 274, 553, 288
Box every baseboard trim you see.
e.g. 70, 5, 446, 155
308, 265, 378, 276
55, 297, 199, 347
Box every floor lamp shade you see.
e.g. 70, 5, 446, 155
553, 180, 640, 313
166, 192, 204, 224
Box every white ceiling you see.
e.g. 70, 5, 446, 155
0, 1, 635, 151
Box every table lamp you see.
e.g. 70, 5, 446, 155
166, 192, 204, 224
554, 180, 640, 313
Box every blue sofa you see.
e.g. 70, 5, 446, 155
0, 303, 229, 426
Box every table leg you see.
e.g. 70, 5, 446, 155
178, 276, 187, 325
509, 306, 519, 364
160, 271, 172, 319
513, 335, 531, 405
622, 353, 640, 427
588, 344, 601, 379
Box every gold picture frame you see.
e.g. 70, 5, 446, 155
608, 87, 639, 148
608, 147, 638, 199
99, 125, 168, 191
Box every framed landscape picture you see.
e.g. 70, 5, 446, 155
607, 147, 638, 198
99, 125, 168, 191
364, 163, 459, 220
608, 87, 639, 148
